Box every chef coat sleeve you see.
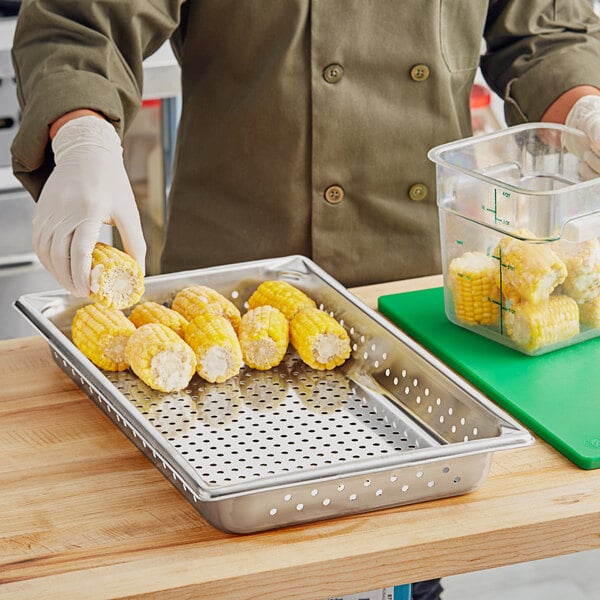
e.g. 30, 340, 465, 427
481, 0, 600, 125
10, 0, 184, 199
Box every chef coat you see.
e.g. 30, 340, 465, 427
11, 0, 600, 286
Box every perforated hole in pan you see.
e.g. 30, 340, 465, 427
108, 351, 439, 488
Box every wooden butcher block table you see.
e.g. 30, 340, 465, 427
1, 275, 598, 599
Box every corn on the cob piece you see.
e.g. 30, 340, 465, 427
290, 307, 351, 370
89, 242, 145, 310
172, 285, 241, 331
125, 323, 197, 393
449, 251, 500, 325
185, 312, 243, 383
494, 236, 567, 305
247, 280, 316, 321
578, 294, 600, 328
504, 295, 579, 352
71, 303, 136, 371
552, 238, 600, 303
238, 305, 289, 370
129, 301, 189, 338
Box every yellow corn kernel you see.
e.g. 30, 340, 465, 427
172, 285, 241, 331
71, 303, 136, 371
552, 238, 600, 303
449, 251, 500, 325
290, 307, 351, 370
185, 312, 243, 383
125, 323, 197, 393
504, 295, 580, 352
494, 237, 567, 304
129, 301, 189, 338
578, 295, 600, 328
89, 242, 145, 310
238, 305, 289, 370
247, 280, 316, 321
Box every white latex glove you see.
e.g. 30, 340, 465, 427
564, 94, 600, 180
33, 115, 146, 297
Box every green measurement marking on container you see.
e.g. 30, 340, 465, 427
490, 245, 515, 334
481, 189, 511, 226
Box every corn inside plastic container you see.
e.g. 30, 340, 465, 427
428, 123, 600, 356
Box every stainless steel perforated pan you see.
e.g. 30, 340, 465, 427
15, 255, 533, 533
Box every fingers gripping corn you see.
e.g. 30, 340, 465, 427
172, 285, 241, 331
71, 303, 136, 371
449, 251, 500, 325
494, 237, 567, 304
239, 305, 289, 370
185, 312, 243, 383
290, 307, 351, 370
552, 239, 600, 303
89, 242, 145, 309
129, 301, 189, 338
247, 280, 316, 320
125, 323, 197, 393
504, 295, 580, 352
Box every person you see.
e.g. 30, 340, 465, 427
9, 2, 600, 599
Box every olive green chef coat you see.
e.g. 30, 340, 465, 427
11, 0, 600, 286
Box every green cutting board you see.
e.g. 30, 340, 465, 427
378, 287, 600, 470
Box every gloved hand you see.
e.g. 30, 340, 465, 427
32, 115, 146, 297
564, 94, 600, 180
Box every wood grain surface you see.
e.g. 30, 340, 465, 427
1, 276, 599, 599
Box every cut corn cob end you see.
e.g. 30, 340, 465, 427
71, 303, 136, 371
494, 237, 567, 304
129, 301, 189, 338
247, 280, 316, 321
239, 305, 289, 370
449, 251, 500, 325
504, 295, 580, 352
89, 242, 145, 310
125, 323, 197, 393
552, 238, 600, 303
579, 295, 600, 328
171, 285, 241, 330
290, 306, 351, 370
185, 312, 243, 383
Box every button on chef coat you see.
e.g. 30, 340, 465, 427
408, 184, 428, 202
11, 0, 600, 287
324, 185, 344, 204
410, 64, 430, 82
323, 64, 344, 84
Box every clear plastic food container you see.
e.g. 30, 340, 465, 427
428, 123, 600, 355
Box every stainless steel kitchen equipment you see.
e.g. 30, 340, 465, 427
15, 255, 534, 533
